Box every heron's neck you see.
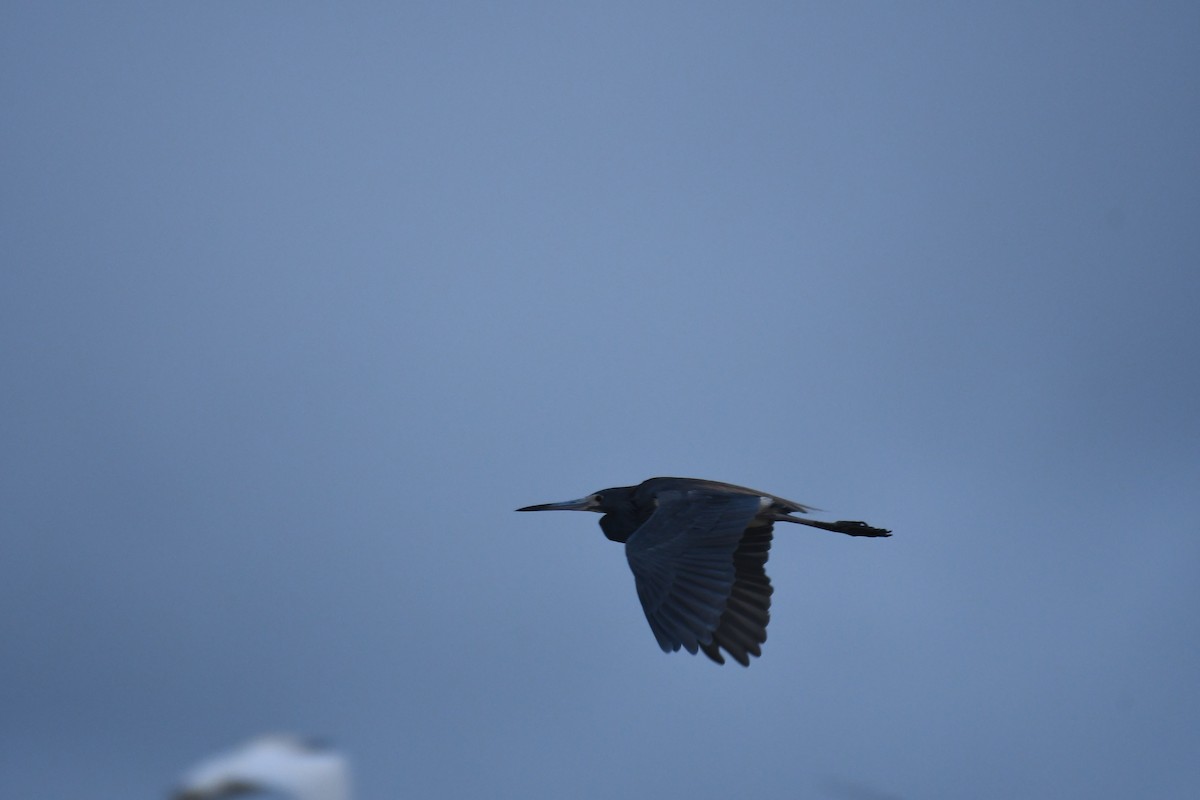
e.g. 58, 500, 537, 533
599, 509, 641, 543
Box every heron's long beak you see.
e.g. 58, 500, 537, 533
516, 496, 596, 512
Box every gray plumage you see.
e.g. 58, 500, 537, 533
517, 477, 890, 666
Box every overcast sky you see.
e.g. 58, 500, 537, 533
3, 3, 1198, 798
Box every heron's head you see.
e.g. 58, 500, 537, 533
516, 485, 635, 514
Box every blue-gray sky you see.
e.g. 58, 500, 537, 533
3, 3, 1198, 798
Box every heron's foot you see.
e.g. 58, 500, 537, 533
834, 520, 892, 537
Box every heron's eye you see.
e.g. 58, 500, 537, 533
593, 494, 604, 503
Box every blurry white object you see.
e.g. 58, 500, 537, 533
173, 734, 351, 800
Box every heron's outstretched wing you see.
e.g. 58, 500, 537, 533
698, 522, 773, 666
625, 491, 763, 660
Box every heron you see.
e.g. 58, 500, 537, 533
172, 735, 351, 800
517, 477, 890, 666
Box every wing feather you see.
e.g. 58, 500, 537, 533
625, 491, 763, 658
699, 524, 774, 666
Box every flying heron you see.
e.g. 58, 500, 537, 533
517, 476, 890, 666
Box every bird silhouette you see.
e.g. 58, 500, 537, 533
518, 477, 890, 666
172, 735, 350, 800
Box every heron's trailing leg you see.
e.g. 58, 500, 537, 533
772, 515, 892, 537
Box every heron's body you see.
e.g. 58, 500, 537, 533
518, 476, 890, 666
